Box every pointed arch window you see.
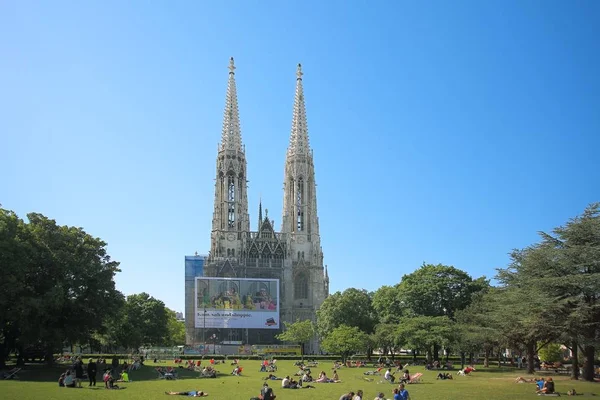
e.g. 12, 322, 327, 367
248, 247, 258, 267
227, 175, 235, 228
260, 247, 271, 268
297, 178, 304, 231
294, 272, 308, 300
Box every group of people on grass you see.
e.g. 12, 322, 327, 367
58, 356, 130, 389
515, 376, 556, 394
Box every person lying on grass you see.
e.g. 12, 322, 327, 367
165, 390, 208, 397
514, 376, 537, 383
263, 374, 282, 380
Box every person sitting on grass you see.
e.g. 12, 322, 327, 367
384, 368, 395, 383
535, 377, 545, 391
117, 370, 130, 382
103, 369, 119, 389
338, 392, 355, 400
301, 370, 313, 382
399, 370, 410, 383
537, 377, 555, 394
63, 370, 77, 388
373, 392, 386, 400
165, 390, 208, 397
260, 383, 276, 400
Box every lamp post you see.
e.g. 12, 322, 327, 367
202, 308, 207, 349
211, 334, 217, 355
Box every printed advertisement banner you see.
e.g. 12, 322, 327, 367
195, 277, 279, 329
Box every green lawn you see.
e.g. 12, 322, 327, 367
1, 360, 598, 400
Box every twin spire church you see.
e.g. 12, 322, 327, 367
199, 58, 329, 351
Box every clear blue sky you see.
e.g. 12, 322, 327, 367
1, 1, 599, 313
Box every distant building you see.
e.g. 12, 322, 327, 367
184, 59, 329, 353
175, 312, 184, 322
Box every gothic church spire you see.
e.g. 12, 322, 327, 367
220, 57, 243, 152
210, 58, 250, 260
287, 63, 310, 157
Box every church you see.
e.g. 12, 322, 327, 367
189, 58, 328, 353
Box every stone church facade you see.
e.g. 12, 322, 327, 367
193, 58, 328, 353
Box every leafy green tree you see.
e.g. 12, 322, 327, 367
397, 264, 488, 360
0, 209, 29, 368
455, 290, 502, 368
166, 310, 186, 346
276, 319, 315, 360
396, 316, 454, 363
372, 324, 401, 359
321, 325, 369, 363
6, 212, 122, 364
120, 293, 170, 349
398, 263, 489, 319
371, 285, 405, 324
535, 203, 600, 381
538, 343, 564, 363
316, 288, 376, 339
465, 282, 559, 374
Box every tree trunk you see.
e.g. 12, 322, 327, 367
469, 352, 474, 365
581, 345, 595, 381
497, 348, 501, 368
412, 350, 417, 363
0, 341, 6, 369
300, 342, 304, 362
445, 348, 450, 363
484, 348, 490, 368
44, 348, 54, 366
460, 352, 466, 370
570, 341, 579, 380
433, 343, 440, 361
526, 341, 535, 375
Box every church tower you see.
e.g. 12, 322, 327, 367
210, 57, 250, 263
281, 64, 328, 350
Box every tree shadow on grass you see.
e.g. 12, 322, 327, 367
4, 364, 232, 383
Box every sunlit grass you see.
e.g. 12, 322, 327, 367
1, 360, 598, 400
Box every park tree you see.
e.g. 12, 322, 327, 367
397, 264, 488, 360
398, 263, 489, 319
19, 213, 121, 363
371, 285, 405, 324
276, 319, 315, 360
372, 324, 402, 359
316, 288, 376, 338
396, 316, 454, 363
468, 281, 560, 374
166, 310, 186, 346
0, 209, 29, 368
455, 290, 502, 368
499, 203, 600, 380
537, 343, 564, 363
321, 325, 369, 363
538, 203, 600, 381
120, 293, 171, 349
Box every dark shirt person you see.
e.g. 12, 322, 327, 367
87, 358, 97, 386
261, 383, 276, 400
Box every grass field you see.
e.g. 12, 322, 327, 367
1, 360, 598, 400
